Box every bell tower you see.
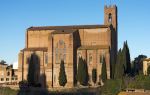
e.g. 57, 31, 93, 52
104, 5, 118, 31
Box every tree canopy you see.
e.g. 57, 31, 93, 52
114, 41, 132, 79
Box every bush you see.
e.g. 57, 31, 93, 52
101, 79, 122, 95
127, 74, 150, 90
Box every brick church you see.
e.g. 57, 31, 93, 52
18, 5, 118, 88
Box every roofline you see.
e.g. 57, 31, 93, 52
143, 58, 150, 61
27, 24, 109, 31
21, 47, 48, 52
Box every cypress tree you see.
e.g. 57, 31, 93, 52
59, 60, 67, 87
114, 41, 131, 78
114, 49, 124, 79
110, 61, 115, 79
92, 69, 97, 85
77, 57, 83, 84
77, 57, 89, 86
122, 42, 127, 73
122, 41, 131, 75
82, 59, 89, 86
125, 41, 131, 74
101, 56, 107, 82
114, 49, 120, 79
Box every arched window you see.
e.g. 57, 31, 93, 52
63, 54, 66, 61
45, 53, 48, 64
100, 55, 103, 63
26, 57, 30, 64
89, 53, 93, 64
7, 72, 10, 76
78, 52, 81, 58
60, 53, 63, 61
56, 54, 59, 64
108, 13, 112, 23
55, 40, 66, 64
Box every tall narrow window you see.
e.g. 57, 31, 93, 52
63, 54, 66, 61
108, 13, 112, 23
100, 55, 103, 63
45, 53, 48, 64
7, 72, 10, 76
56, 54, 59, 64
89, 53, 93, 64
55, 40, 66, 64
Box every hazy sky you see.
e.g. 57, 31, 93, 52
0, 0, 150, 66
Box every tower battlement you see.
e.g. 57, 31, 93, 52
104, 5, 117, 9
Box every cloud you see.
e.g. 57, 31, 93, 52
12, 61, 18, 69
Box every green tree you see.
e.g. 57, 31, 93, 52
122, 41, 131, 75
122, 42, 127, 73
125, 41, 131, 74
92, 69, 97, 85
133, 55, 147, 75
59, 60, 67, 87
83, 59, 89, 86
0, 60, 6, 64
101, 79, 122, 95
77, 57, 89, 86
147, 66, 150, 75
101, 56, 107, 83
114, 49, 124, 79
110, 61, 115, 79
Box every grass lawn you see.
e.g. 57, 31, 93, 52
0, 87, 18, 95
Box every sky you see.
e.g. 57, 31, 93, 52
0, 0, 150, 68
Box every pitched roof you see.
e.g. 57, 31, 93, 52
27, 25, 109, 31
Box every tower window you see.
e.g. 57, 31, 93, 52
108, 13, 112, 23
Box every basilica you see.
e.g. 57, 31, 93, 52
18, 5, 118, 88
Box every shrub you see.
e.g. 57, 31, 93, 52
101, 79, 122, 95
